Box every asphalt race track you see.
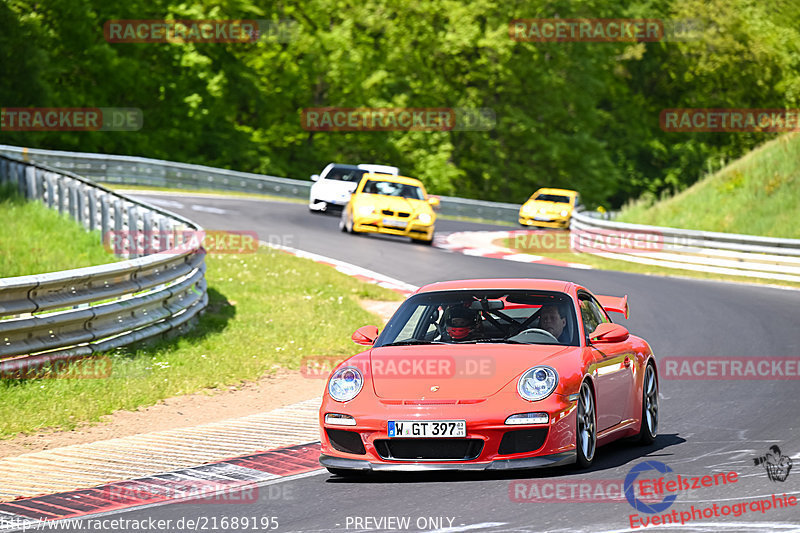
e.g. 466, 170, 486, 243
59, 193, 800, 532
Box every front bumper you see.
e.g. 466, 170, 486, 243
320, 391, 578, 470
353, 216, 434, 241
518, 214, 570, 228
320, 450, 575, 471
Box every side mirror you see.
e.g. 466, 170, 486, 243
589, 323, 629, 343
311, 174, 320, 182
352, 325, 379, 346
428, 195, 441, 209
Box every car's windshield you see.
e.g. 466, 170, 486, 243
362, 180, 425, 200
534, 194, 571, 203
325, 168, 367, 182
375, 290, 579, 347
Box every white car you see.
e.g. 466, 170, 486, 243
309, 163, 399, 213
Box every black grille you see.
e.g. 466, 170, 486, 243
381, 209, 394, 216
397, 212, 411, 218
326, 429, 366, 455
374, 439, 483, 460
498, 428, 548, 455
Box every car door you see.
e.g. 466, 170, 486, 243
580, 293, 633, 431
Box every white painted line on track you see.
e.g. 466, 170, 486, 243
190, 204, 228, 214
262, 241, 419, 294
140, 197, 184, 209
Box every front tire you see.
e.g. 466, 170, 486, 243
576, 381, 596, 468
636, 363, 658, 445
339, 212, 350, 233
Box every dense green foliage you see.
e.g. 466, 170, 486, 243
1, 0, 798, 207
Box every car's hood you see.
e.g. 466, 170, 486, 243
356, 194, 432, 216
368, 343, 575, 399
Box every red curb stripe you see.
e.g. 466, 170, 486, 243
0, 442, 322, 524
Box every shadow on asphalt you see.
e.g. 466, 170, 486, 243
323, 433, 686, 484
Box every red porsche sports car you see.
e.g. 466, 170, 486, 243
319, 279, 658, 475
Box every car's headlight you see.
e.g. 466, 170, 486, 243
416, 213, 432, 224
358, 205, 375, 216
517, 366, 558, 401
522, 204, 533, 214
560, 210, 569, 217
538, 207, 547, 214
328, 367, 364, 402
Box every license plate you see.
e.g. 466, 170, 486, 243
533, 216, 551, 221
388, 420, 466, 438
382, 218, 407, 228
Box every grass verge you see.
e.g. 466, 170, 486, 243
0, 246, 403, 438
0, 185, 118, 277
617, 133, 800, 239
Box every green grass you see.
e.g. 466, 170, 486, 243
617, 133, 800, 238
0, 185, 118, 277
0, 247, 403, 438
497, 235, 800, 289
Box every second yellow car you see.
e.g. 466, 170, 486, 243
518, 188, 579, 228
340, 173, 439, 244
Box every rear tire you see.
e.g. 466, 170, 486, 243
636, 362, 658, 445
339, 212, 350, 233
575, 381, 596, 469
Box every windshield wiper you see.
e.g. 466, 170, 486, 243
380, 340, 449, 347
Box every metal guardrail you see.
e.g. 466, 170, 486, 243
0, 145, 523, 223
4, 144, 796, 286
0, 153, 208, 373
570, 210, 800, 283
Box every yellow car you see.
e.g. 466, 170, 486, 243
518, 188, 580, 228
340, 173, 440, 244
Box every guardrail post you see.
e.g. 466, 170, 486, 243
57, 177, 67, 214
100, 193, 111, 245
88, 188, 97, 231
143, 211, 154, 255
77, 186, 88, 229
25, 167, 36, 200
68, 182, 78, 221
0, 159, 6, 185
15, 163, 25, 197
46, 173, 55, 208
127, 206, 139, 258
157, 216, 171, 251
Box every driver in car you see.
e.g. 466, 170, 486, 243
539, 304, 570, 344
441, 307, 482, 342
